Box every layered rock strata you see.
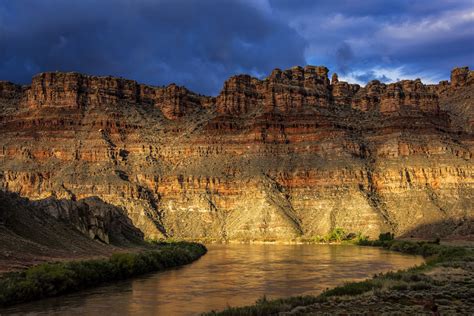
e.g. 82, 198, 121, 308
0, 66, 472, 241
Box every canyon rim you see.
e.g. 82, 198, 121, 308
0, 65, 472, 242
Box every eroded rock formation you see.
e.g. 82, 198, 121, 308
0, 191, 144, 271
0, 66, 472, 241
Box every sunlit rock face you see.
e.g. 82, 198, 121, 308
0, 66, 472, 241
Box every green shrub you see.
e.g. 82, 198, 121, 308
321, 280, 380, 297
355, 232, 369, 243
378, 232, 394, 241
0, 242, 206, 307
328, 228, 346, 242
390, 283, 409, 291
204, 295, 322, 316
409, 282, 432, 291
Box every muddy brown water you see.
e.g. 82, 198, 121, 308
1, 244, 424, 315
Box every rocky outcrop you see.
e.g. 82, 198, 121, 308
0, 191, 144, 271
431, 67, 474, 133
215, 65, 447, 116
451, 66, 473, 87
23, 72, 211, 119
216, 65, 333, 114
0, 66, 472, 241
0, 82, 22, 99
31, 195, 144, 244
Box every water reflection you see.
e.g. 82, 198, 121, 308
1, 244, 424, 315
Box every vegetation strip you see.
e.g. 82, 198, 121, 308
204, 237, 473, 315
0, 242, 206, 307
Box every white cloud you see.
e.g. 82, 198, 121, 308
239, 0, 272, 14
339, 66, 441, 85
377, 9, 474, 41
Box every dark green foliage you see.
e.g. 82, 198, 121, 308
357, 239, 469, 264
204, 295, 322, 316
378, 232, 394, 241
321, 280, 381, 297
409, 282, 432, 291
390, 283, 408, 291
0, 242, 206, 307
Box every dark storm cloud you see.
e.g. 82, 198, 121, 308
270, 0, 468, 17
354, 71, 392, 84
0, 0, 473, 93
270, 0, 474, 83
0, 0, 306, 95
334, 42, 354, 75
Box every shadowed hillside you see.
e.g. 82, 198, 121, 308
0, 191, 145, 272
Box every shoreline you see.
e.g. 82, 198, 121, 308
204, 239, 473, 315
0, 242, 207, 308
173, 232, 474, 246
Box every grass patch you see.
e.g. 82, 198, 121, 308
0, 242, 206, 307
301, 229, 369, 244
358, 239, 471, 264
205, 295, 323, 316
321, 279, 381, 297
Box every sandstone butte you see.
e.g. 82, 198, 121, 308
0, 65, 472, 243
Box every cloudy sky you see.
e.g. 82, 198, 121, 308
0, 0, 473, 95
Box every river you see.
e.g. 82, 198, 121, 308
1, 244, 424, 315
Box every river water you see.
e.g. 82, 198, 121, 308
1, 244, 424, 315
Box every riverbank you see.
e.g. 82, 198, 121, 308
0, 241, 206, 307
205, 240, 473, 315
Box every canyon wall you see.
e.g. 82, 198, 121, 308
0, 66, 472, 241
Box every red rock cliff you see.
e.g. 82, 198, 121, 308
0, 66, 472, 241
24, 72, 211, 119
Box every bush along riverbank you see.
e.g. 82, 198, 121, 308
0, 242, 206, 307
205, 236, 474, 315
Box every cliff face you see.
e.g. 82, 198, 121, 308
0, 66, 472, 241
24, 72, 211, 119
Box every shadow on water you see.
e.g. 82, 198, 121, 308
1, 243, 425, 316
